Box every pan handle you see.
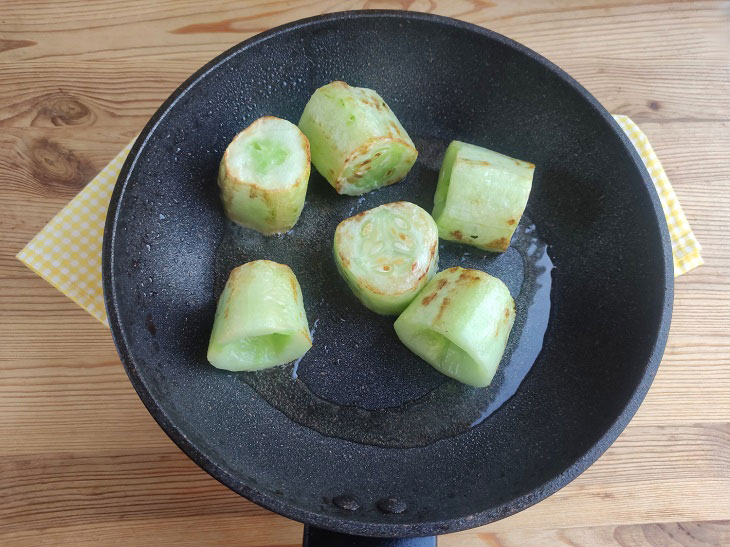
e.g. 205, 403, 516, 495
303, 525, 436, 546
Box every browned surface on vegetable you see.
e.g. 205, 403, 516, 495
435, 296, 451, 322
487, 237, 509, 251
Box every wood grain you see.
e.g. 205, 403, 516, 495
1, 0, 729, 545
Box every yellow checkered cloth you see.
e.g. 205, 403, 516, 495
17, 141, 135, 326
17, 116, 702, 326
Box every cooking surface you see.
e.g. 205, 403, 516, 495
1, 1, 729, 545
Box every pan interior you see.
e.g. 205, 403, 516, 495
107, 13, 669, 535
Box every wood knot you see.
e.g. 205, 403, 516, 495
38, 95, 94, 126
30, 138, 95, 193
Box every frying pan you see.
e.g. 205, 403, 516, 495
102, 10, 673, 545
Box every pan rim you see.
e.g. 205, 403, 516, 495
102, 9, 674, 538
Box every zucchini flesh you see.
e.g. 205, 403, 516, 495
298, 81, 418, 196
218, 116, 310, 234
334, 201, 438, 315
433, 140, 533, 252
207, 260, 312, 371
394, 267, 515, 387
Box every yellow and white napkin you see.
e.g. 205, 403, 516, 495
17, 117, 702, 326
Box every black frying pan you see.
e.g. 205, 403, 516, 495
102, 11, 673, 545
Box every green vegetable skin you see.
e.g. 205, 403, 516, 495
207, 260, 312, 371
334, 202, 438, 315
298, 81, 418, 196
433, 140, 534, 252
394, 267, 515, 387
218, 116, 310, 235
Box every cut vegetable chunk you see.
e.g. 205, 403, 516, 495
207, 260, 312, 371
298, 81, 418, 196
218, 116, 310, 234
394, 267, 515, 387
334, 201, 438, 315
432, 140, 534, 252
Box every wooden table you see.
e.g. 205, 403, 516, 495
1, 1, 729, 545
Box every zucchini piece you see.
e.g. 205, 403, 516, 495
207, 260, 312, 371
432, 140, 534, 252
298, 81, 418, 196
394, 267, 515, 387
334, 201, 438, 315
218, 116, 310, 234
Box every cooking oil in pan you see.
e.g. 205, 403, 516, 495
214, 212, 552, 448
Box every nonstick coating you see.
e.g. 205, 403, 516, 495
103, 11, 673, 538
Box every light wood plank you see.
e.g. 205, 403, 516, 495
453, 519, 730, 546
3, 517, 729, 547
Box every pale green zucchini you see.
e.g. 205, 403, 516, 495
394, 267, 515, 387
433, 140, 534, 252
334, 202, 438, 315
298, 81, 418, 196
218, 116, 310, 234
207, 260, 312, 371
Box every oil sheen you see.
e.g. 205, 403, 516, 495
214, 211, 552, 449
